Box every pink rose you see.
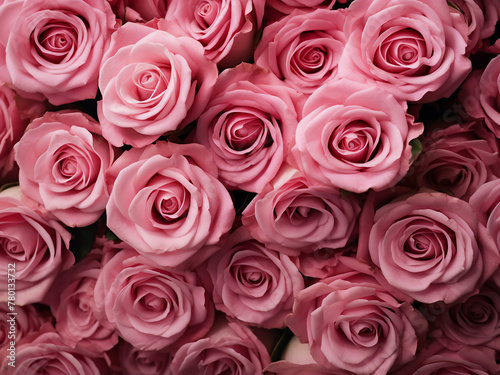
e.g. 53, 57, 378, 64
290, 78, 424, 193
338, 0, 471, 102
117, 340, 173, 375
106, 141, 235, 269
121, 0, 170, 21
254, 8, 347, 95
363, 191, 500, 304
48, 248, 118, 354
242, 165, 360, 254
0, 304, 47, 350
169, 315, 271, 375
97, 22, 218, 148
0, 0, 117, 105
194, 63, 302, 193
15, 110, 116, 227
207, 227, 304, 329
0, 186, 74, 305
285, 259, 428, 374
93, 246, 214, 351
165, 0, 265, 68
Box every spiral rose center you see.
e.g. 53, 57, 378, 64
0, 237, 24, 261
149, 179, 190, 225
225, 115, 270, 152
329, 121, 377, 163
195, 0, 220, 29
34, 22, 78, 64
294, 45, 326, 74
132, 64, 170, 102
142, 294, 167, 312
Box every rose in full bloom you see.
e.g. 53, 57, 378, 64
194, 63, 302, 193
363, 190, 500, 304
338, 0, 472, 102
285, 259, 428, 374
106, 141, 235, 269
97, 21, 218, 148
165, 0, 265, 67
0, 186, 73, 306
206, 227, 304, 329
242, 165, 360, 254
93, 246, 214, 351
0, 0, 117, 105
290, 78, 424, 193
117, 340, 173, 375
15, 110, 116, 227
169, 315, 271, 375
255, 8, 346, 95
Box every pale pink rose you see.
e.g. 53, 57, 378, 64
0, 304, 47, 350
0, 325, 111, 375
255, 8, 347, 95
470, 179, 500, 253
290, 78, 424, 193
0, 186, 74, 305
165, 0, 265, 68
117, 340, 173, 375
242, 165, 360, 254
93, 246, 214, 351
48, 248, 118, 354
169, 315, 270, 375
207, 227, 304, 329
338, 0, 472, 103
0, 0, 117, 105
403, 120, 500, 200
285, 259, 428, 374
364, 191, 500, 304
15, 110, 116, 227
97, 22, 218, 148
194, 63, 303, 193
106, 141, 235, 269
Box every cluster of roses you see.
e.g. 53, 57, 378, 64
1, 0, 500, 374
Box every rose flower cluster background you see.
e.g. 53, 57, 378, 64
1, 0, 500, 374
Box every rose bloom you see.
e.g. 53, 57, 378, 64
363, 190, 499, 304
0, 325, 110, 375
207, 226, 304, 329
403, 120, 500, 200
0, 0, 117, 105
15, 110, 115, 228
242, 165, 360, 254
285, 259, 428, 374
0, 186, 74, 306
194, 63, 302, 193
254, 8, 347, 95
106, 141, 235, 269
116, 340, 173, 375
97, 21, 218, 148
338, 0, 471, 103
169, 315, 270, 375
290, 78, 424, 193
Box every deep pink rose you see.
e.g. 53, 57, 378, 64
242, 165, 360, 254
194, 63, 303, 193
285, 260, 428, 374
338, 0, 471, 102
165, 0, 265, 68
0, 304, 47, 350
48, 248, 118, 354
0, 0, 117, 105
363, 191, 500, 304
106, 141, 235, 269
93, 246, 214, 351
15, 110, 115, 227
97, 22, 218, 148
207, 227, 304, 329
0, 186, 74, 305
117, 340, 173, 375
290, 78, 424, 193
255, 8, 346, 95
169, 315, 271, 375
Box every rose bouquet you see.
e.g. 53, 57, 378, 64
0, 0, 500, 374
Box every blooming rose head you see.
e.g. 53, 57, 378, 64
194, 63, 303, 193
0, 186, 74, 305
169, 314, 271, 375
0, 0, 117, 105
106, 141, 235, 269
98, 22, 218, 148
338, 0, 472, 102
93, 246, 214, 351
290, 78, 424, 193
255, 8, 347, 95
15, 110, 116, 227
362, 190, 500, 304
